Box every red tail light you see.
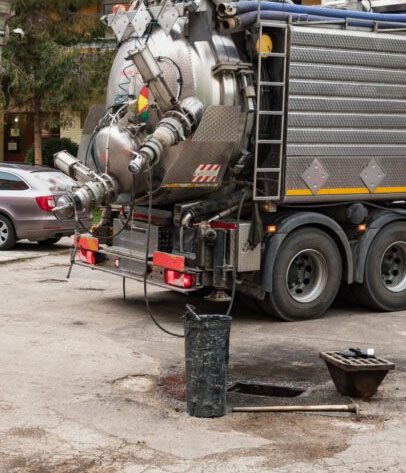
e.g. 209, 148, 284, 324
165, 269, 196, 289
35, 195, 56, 212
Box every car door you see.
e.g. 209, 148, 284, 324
0, 171, 32, 238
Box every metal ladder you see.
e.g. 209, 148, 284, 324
253, 20, 288, 202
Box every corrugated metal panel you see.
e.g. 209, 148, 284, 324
290, 27, 406, 53
284, 25, 406, 201
288, 129, 406, 144
289, 80, 406, 100
290, 47, 405, 70
289, 96, 406, 113
287, 144, 406, 157
290, 63, 406, 85
285, 156, 406, 190
288, 113, 406, 129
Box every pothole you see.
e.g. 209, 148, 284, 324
228, 381, 305, 398
113, 375, 155, 393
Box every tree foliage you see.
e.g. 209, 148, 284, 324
25, 137, 79, 167
1, 0, 114, 163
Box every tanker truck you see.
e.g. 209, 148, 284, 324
53, 0, 406, 321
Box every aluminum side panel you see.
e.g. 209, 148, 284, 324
283, 25, 406, 201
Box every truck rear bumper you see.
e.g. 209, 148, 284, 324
74, 244, 202, 294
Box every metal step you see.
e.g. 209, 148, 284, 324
257, 139, 282, 144
257, 168, 281, 172
260, 81, 285, 87
259, 52, 286, 58
258, 110, 284, 116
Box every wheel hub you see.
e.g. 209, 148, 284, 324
0, 221, 8, 244
286, 249, 328, 303
381, 241, 406, 293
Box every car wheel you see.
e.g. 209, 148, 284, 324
0, 215, 17, 251
37, 237, 62, 246
352, 222, 406, 312
259, 228, 342, 321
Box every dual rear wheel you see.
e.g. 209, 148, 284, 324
352, 222, 406, 312
259, 223, 406, 321
259, 228, 342, 321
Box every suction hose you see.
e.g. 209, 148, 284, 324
223, 11, 327, 30
219, 1, 406, 23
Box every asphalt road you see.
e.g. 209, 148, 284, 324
0, 240, 405, 472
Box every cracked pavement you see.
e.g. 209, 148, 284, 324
0, 240, 405, 472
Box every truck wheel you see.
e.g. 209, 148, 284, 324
259, 228, 342, 321
353, 222, 406, 311
0, 215, 17, 251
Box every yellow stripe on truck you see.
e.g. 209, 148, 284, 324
287, 187, 406, 196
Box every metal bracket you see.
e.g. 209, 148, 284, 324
212, 62, 253, 76
149, 2, 182, 35
302, 159, 329, 195
130, 3, 152, 37
111, 8, 131, 42
360, 158, 385, 193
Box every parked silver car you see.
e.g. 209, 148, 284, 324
0, 163, 92, 250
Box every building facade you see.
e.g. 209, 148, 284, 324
0, 0, 120, 163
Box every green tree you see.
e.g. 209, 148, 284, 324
1, 0, 113, 165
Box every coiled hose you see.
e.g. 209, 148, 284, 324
220, 1, 406, 30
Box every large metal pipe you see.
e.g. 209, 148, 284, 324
53, 152, 118, 219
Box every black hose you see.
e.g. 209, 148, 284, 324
143, 163, 185, 338
225, 189, 250, 317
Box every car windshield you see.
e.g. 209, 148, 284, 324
32, 171, 77, 192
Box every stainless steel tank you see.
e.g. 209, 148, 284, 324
92, 7, 253, 204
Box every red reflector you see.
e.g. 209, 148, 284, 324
210, 221, 237, 230
78, 249, 96, 265
35, 195, 56, 212
165, 270, 196, 289
153, 251, 185, 272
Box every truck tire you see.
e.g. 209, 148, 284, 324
0, 214, 17, 251
259, 228, 342, 321
353, 222, 406, 312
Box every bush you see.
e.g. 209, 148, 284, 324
25, 137, 79, 168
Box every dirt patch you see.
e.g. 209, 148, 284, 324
216, 411, 356, 468
3, 454, 103, 473
77, 288, 106, 292
0, 444, 174, 473
159, 373, 186, 402
113, 375, 155, 393
8, 427, 47, 439
38, 279, 68, 284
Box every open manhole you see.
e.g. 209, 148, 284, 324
228, 381, 305, 398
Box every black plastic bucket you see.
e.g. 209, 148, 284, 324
184, 309, 232, 418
